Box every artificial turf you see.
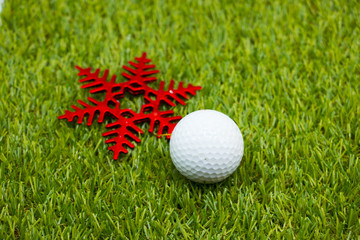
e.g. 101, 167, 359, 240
0, 0, 359, 239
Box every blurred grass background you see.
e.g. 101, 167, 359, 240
0, 0, 359, 238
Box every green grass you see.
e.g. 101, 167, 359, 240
1, 0, 360, 239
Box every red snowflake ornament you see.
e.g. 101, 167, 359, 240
58, 53, 201, 159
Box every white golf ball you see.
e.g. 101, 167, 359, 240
170, 110, 244, 183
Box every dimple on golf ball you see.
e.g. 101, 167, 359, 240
170, 110, 244, 183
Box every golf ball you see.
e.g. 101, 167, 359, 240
170, 110, 244, 183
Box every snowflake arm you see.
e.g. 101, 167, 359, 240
58, 97, 115, 125
102, 110, 144, 159
120, 53, 159, 95
145, 80, 202, 107
76, 66, 120, 96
